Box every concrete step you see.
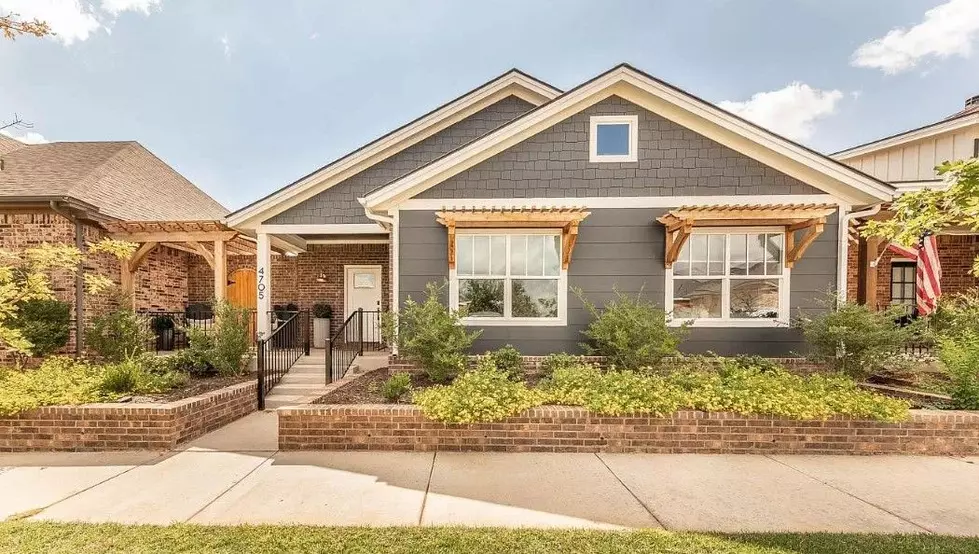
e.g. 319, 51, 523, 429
273, 383, 324, 394
264, 395, 308, 409
279, 374, 326, 385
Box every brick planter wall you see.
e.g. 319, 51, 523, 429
278, 405, 979, 455
0, 381, 256, 452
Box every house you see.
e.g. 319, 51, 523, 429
833, 95, 979, 310
227, 64, 896, 357
0, 136, 234, 355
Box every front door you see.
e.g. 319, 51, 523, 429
344, 265, 383, 343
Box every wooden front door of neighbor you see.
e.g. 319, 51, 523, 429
344, 265, 382, 342
226, 268, 257, 339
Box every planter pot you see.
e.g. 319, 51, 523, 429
313, 317, 331, 348
155, 329, 175, 351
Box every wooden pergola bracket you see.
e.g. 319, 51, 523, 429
785, 218, 825, 268
663, 221, 693, 268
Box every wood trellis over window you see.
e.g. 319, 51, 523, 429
655, 203, 838, 269
435, 207, 591, 270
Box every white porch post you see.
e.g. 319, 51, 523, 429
256, 232, 272, 338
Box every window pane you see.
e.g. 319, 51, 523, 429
765, 234, 783, 275
690, 235, 708, 276
512, 279, 559, 318
904, 284, 914, 299
543, 235, 560, 276
510, 235, 527, 276
904, 267, 915, 281
891, 266, 903, 280
747, 234, 767, 275
457, 235, 473, 276
596, 123, 630, 156
472, 236, 490, 275
672, 279, 722, 319
459, 279, 504, 317
730, 279, 780, 319
708, 235, 725, 276
730, 234, 747, 275
526, 235, 544, 276
491, 236, 507, 275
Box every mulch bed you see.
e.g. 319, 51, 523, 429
315, 369, 438, 404
127, 373, 254, 404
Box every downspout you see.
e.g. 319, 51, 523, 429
359, 199, 395, 230
49, 201, 85, 358
838, 203, 882, 304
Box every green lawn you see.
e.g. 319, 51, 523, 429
1, 523, 976, 554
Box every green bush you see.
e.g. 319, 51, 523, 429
413, 362, 542, 423
209, 300, 253, 376
382, 282, 481, 383
575, 287, 686, 370
930, 290, 979, 339
539, 352, 582, 378
487, 344, 522, 380
312, 303, 333, 319
797, 298, 912, 379
380, 372, 412, 402
87, 297, 151, 362
9, 298, 71, 357
937, 331, 979, 409
99, 356, 187, 395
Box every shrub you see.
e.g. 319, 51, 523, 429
9, 298, 71, 357
87, 297, 151, 362
413, 363, 541, 423
0, 357, 105, 415
937, 331, 979, 410
312, 303, 333, 319
539, 352, 583, 378
209, 300, 253, 376
797, 298, 912, 380
539, 362, 603, 405
575, 287, 686, 370
382, 282, 481, 383
100, 356, 187, 395
930, 290, 979, 339
488, 344, 522, 380
380, 372, 412, 402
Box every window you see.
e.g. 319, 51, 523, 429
451, 231, 565, 325
589, 115, 638, 162
666, 230, 789, 326
890, 261, 916, 306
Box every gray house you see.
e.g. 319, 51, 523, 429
227, 64, 895, 356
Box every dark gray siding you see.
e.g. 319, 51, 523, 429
399, 208, 838, 356
418, 96, 822, 199
267, 95, 536, 225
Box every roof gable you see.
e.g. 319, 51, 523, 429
364, 64, 895, 211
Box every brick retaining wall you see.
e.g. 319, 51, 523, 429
387, 355, 825, 373
278, 405, 979, 455
0, 381, 256, 452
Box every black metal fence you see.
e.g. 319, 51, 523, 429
138, 311, 217, 352
257, 311, 310, 410
326, 309, 384, 383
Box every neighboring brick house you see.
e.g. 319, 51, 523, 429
0, 135, 227, 355
834, 94, 979, 310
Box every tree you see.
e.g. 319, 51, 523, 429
863, 159, 979, 274
1, 12, 52, 40
0, 239, 136, 355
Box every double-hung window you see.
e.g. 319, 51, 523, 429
890, 261, 916, 307
451, 231, 565, 325
666, 229, 789, 326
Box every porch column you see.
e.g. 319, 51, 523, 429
213, 239, 227, 303
256, 232, 272, 338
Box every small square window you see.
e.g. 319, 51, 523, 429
589, 115, 637, 162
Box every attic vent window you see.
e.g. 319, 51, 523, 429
589, 115, 638, 163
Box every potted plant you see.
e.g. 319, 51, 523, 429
312, 302, 332, 348
151, 314, 175, 351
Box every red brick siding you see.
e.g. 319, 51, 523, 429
279, 405, 979, 455
0, 381, 256, 452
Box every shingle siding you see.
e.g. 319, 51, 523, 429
266, 95, 536, 225
417, 96, 822, 199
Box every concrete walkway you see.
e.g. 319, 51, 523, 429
1, 412, 978, 534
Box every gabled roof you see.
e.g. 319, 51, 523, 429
833, 106, 979, 160
0, 140, 227, 221
363, 64, 895, 211
225, 69, 562, 229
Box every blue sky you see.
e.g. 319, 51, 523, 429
1, 0, 977, 211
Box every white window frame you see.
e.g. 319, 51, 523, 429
589, 115, 638, 163
449, 229, 567, 327
664, 226, 791, 328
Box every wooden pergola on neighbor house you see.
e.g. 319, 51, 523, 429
102, 220, 257, 305
656, 203, 838, 269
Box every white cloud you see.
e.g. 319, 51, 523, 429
309, 32, 319, 40
100, 0, 161, 16
0, 0, 162, 45
0, 129, 49, 144
718, 83, 844, 142
851, 0, 979, 74
220, 34, 231, 58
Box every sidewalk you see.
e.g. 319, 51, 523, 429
1, 411, 978, 535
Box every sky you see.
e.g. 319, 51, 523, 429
1, 0, 978, 211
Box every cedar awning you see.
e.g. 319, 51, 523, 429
435, 206, 590, 270
656, 203, 837, 269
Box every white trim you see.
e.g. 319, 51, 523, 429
255, 224, 388, 235
589, 115, 638, 163
225, 71, 561, 229
392, 208, 401, 355
833, 113, 979, 160
363, 65, 894, 211
256, 233, 272, 338
343, 264, 384, 319
396, 194, 846, 211
305, 239, 390, 245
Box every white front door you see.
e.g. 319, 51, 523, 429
344, 265, 383, 341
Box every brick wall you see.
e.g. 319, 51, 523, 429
0, 381, 256, 452
278, 405, 979, 455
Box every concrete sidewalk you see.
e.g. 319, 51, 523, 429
2, 411, 978, 535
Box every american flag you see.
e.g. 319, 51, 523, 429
887, 232, 942, 315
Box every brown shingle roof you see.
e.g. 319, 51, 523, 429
0, 140, 227, 221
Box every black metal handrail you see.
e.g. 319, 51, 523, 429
326, 309, 384, 383
257, 310, 310, 409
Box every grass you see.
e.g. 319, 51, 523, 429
0, 523, 976, 554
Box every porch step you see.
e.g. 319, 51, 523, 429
264, 395, 310, 409
273, 383, 325, 394
278, 373, 326, 385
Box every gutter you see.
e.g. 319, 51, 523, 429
48, 200, 86, 358
837, 203, 882, 304
359, 198, 394, 230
